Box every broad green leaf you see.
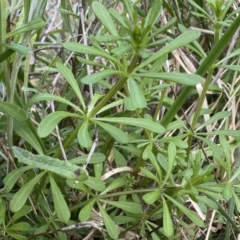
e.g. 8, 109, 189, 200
0, 100, 28, 122
0, 43, 29, 55
6, 18, 45, 38
49, 174, 70, 223
37, 111, 80, 138
11, 205, 31, 222
196, 111, 231, 131
92, 2, 118, 36
34, 222, 51, 235
142, 191, 161, 205
161, 142, 176, 187
56, 62, 86, 109
125, 78, 147, 109
12, 147, 88, 181
98, 202, 119, 239
10, 171, 45, 212
95, 121, 128, 143
164, 194, 205, 227
3, 166, 33, 193
95, 117, 165, 134
13, 120, 43, 154
7, 222, 30, 231
84, 176, 106, 192
77, 120, 92, 149
79, 199, 95, 221
100, 200, 142, 213
162, 196, 173, 237
135, 72, 202, 86
134, 30, 201, 71
100, 178, 126, 195
81, 70, 124, 84
6, 232, 27, 240
27, 93, 83, 114
70, 153, 105, 165
63, 42, 119, 65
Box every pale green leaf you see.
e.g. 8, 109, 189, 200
6, 18, 45, 38
95, 35, 123, 42
69, 153, 105, 165
92, 2, 118, 36
79, 199, 95, 221
223, 182, 233, 200
164, 194, 205, 227
95, 117, 165, 134
95, 121, 128, 143
84, 176, 106, 192
135, 72, 202, 86
98, 203, 119, 239
134, 30, 201, 71
12, 147, 88, 181
144, 0, 162, 29
162, 196, 174, 237
56, 62, 86, 109
7, 222, 30, 231
27, 93, 83, 114
0, 43, 29, 55
100, 200, 142, 213
3, 166, 33, 193
142, 191, 161, 204
81, 70, 124, 84
10, 171, 45, 212
0, 100, 28, 122
49, 174, 70, 223
78, 120, 92, 149
37, 111, 80, 138
100, 178, 126, 195
195, 196, 218, 210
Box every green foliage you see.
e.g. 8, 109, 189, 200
1, 0, 240, 239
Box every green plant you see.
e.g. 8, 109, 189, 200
1, 1, 240, 239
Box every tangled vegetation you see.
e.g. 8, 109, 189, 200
1, 0, 240, 239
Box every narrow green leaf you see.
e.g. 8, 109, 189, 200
95, 117, 165, 134
3, 166, 33, 193
144, 0, 162, 29
79, 199, 95, 221
81, 69, 124, 84
219, 135, 231, 178
162, 196, 174, 237
161, 142, 176, 187
49, 174, 70, 223
6, 18, 45, 38
196, 111, 231, 131
140, 167, 159, 183
218, 64, 240, 72
100, 200, 142, 214
95, 35, 123, 42
0, 43, 29, 55
63, 42, 119, 65
195, 196, 218, 210
7, 222, 30, 231
12, 147, 88, 181
27, 93, 83, 114
84, 176, 106, 192
37, 111, 80, 138
125, 77, 147, 109
198, 130, 240, 136
10, 171, 45, 212
0, 198, 6, 224
100, 178, 126, 195
92, 2, 118, 36
95, 121, 128, 143
142, 191, 161, 205
0, 49, 15, 64
233, 191, 240, 213
56, 62, 86, 109
0, 100, 28, 122
223, 182, 233, 200
134, 30, 200, 71
135, 72, 202, 86
98, 202, 119, 239
77, 120, 92, 149
70, 153, 105, 165
164, 194, 205, 227
122, 0, 134, 21
13, 120, 44, 154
